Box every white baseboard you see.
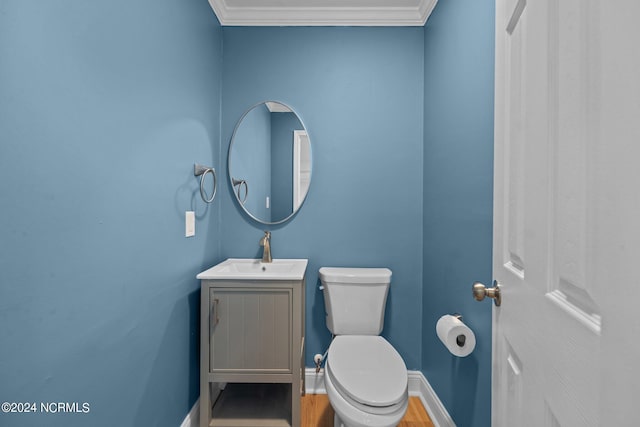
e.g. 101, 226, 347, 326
406, 371, 456, 427
180, 399, 199, 427
305, 368, 455, 427
304, 367, 327, 394
183, 370, 454, 427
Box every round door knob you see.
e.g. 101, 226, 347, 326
472, 281, 501, 307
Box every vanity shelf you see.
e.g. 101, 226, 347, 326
210, 383, 291, 427
198, 259, 307, 427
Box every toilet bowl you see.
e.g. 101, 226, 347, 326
319, 267, 409, 427
324, 336, 408, 427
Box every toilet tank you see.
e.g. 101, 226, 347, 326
319, 267, 392, 335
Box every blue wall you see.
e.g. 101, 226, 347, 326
422, 1, 495, 427
220, 27, 425, 370
1, 3, 495, 426
0, 1, 223, 426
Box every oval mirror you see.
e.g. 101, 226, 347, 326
228, 101, 312, 225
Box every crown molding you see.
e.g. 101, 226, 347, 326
208, 0, 437, 26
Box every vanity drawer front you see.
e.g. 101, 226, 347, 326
210, 288, 292, 373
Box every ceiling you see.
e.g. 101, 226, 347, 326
208, 0, 438, 26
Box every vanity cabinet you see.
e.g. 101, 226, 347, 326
200, 277, 305, 427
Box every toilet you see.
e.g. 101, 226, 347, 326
319, 267, 409, 427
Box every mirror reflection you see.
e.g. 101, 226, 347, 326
229, 101, 312, 225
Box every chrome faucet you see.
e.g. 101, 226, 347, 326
259, 231, 272, 263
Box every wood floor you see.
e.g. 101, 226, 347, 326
301, 394, 435, 427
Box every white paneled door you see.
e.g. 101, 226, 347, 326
491, 1, 640, 426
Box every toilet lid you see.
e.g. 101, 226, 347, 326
327, 335, 407, 407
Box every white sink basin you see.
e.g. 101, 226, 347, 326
197, 258, 308, 281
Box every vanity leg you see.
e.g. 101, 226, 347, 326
200, 382, 211, 427
292, 380, 300, 427
291, 282, 303, 427
200, 284, 211, 427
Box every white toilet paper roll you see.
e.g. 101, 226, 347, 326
436, 314, 476, 357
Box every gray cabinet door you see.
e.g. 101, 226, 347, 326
210, 288, 292, 373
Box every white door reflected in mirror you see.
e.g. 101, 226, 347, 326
293, 130, 311, 212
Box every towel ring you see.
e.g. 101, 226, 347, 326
194, 163, 217, 204
232, 178, 248, 204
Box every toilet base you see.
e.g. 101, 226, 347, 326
325, 363, 406, 427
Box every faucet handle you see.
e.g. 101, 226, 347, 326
264, 230, 271, 238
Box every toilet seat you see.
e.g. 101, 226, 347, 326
326, 335, 408, 415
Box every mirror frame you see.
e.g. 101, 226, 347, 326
227, 100, 312, 225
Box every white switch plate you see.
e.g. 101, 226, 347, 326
185, 211, 195, 237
